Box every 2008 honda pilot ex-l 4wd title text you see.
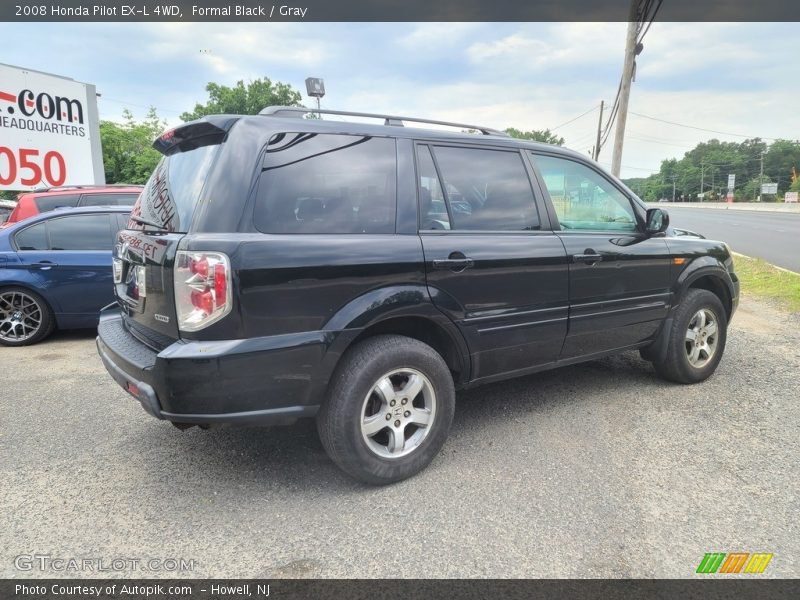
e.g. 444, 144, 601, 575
96, 107, 739, 485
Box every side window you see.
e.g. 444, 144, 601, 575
254, 133, 397, 234
431, 146, 540, 231
34, 194, 79, 212
80, 193, 140, 207
47, 214, 113, 251
14, 222, 47, 250
417, 145, 450, 230
533, 154, 638, 231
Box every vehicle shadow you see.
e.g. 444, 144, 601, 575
130, 351, 663, 493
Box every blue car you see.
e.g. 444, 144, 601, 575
0, 206, 130, 346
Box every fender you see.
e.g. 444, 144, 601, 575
647, 256, 737, 364
672, 256, 736, 310
312, 284, 472, 397
0, 272, 63, 314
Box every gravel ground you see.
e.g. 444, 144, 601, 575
1, 298, 798, 579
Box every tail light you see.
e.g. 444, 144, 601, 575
174, 251, 232, 332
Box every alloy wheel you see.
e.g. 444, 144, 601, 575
685, 308, 719, 368
0, 291, 43, 343
360, 368, 437, 459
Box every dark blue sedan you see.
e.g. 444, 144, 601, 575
0, 206, 130, 346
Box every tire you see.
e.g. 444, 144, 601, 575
0, 287, 56, 347
317, 334, 456, 485
651, 288, 727, 384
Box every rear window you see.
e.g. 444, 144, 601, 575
80, 193, 140, 207
34, 194, 79, 212
254, 133, 397, 234
128, 144, 220, 232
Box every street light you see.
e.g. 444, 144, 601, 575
305, 77, 325, 118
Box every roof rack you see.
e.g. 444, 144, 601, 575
31, 184, 144, 193
259, 106, 509, 137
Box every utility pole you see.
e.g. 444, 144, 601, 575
758, 151, 764, 202
700, 162, 705, 201
671, 174, 677, 202
593, 100, 605, 161
611, 1, 640, 177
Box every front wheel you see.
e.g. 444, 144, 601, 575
651, 288, 728, 384
317, 335, 455, 485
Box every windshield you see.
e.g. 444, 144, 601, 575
127, 143, 220, 233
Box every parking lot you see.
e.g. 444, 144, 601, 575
1, 298, 798, 578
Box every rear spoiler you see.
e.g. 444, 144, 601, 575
153, 116, 238, 156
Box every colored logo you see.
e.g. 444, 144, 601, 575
696, 552, 773, 574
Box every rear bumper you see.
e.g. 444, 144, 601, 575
96, 309, 324, 425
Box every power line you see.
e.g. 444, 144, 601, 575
550, 104, 600, 131
629, 111, 778, 141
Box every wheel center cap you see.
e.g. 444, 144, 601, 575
12, 311, 22, 320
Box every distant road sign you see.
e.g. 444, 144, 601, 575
785, 191, 799, 203
727, 174, 736, 190
761, 183, 778, 195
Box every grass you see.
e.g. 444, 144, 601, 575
733, 254, 800, 312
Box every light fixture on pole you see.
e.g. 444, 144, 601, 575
305, 77, 325, 118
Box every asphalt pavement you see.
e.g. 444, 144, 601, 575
1, 299, 798, 578
664, 206, 800, 272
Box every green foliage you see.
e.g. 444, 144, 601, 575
504, 127, 565, 146
181, 77, 302, 121
99, 108, 166, 185
790, 177, 800, 193
622, 138, 800, 202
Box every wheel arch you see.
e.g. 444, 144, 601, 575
314, 285, 471, 401
676, 260, 734, 320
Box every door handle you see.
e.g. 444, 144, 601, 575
573, 252, 602, 265
32, 261, 58, 270
433, 253, 474, 271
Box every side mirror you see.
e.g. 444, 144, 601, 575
645, 208, 669, 235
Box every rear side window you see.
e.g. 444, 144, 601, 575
129, 143, 220, 233
48, 214, 112, 250
254, 133, 397, 234
13, 214, 112, 250
80, 193, 139, 207
14, 222, 47, 250
429, 146, 540, 231
34, 194, 79, 212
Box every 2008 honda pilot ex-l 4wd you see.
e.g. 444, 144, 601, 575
96, 107, 739, 485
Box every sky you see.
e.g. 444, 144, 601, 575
1, 22, 797, 179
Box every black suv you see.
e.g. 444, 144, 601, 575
96, 107, 739, 484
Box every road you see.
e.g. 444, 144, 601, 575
1, 298, 798, 578
664, 207, 800, 272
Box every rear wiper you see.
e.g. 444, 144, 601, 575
129, 215, 169, 231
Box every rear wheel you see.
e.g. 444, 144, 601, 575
317, 334, 455, 485
651, 288, 727, 384
0, 287, 55, 346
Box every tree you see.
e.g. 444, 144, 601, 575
504, 127, 565, 146
100, 107, 166, 184
181, 77, 302, 121
622, 137, 799, 202
764, 139, 800, 194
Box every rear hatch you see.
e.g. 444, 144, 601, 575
114, 121, 226, 349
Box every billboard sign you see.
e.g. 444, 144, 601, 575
727, 174, 735, 190
761, 183, 778, 195
0, 62, 104, 190
785, 191, 798, 203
